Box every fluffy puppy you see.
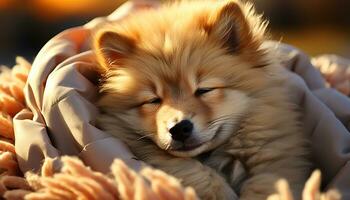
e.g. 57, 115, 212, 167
93, 0, 311, 199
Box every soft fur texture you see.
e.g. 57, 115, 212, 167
94, 1, 312, 200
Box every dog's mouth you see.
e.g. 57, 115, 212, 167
175, 142, 204, 151
167, 126, 223, 157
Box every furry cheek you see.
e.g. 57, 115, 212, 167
211, 89, 252, 123
205, 89, 252, 133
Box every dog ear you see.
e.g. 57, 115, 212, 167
206, 1, 252, 53
94, 30, 135, 72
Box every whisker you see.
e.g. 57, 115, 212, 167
165, 143, 171, 151
136, 134, 153, 141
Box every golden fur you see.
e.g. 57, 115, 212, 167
93, 1, 311, 199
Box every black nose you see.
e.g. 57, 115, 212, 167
169, 120, 193, 142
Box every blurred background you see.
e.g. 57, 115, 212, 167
0, 0, 349, 66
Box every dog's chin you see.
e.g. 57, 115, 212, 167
167, 141, 213, 157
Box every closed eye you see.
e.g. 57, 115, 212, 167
144, 98, 162, 105
195, 88, 215, 97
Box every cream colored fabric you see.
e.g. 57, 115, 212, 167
12, 1, 350, 199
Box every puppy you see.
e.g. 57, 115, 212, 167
94, 0, 311, 199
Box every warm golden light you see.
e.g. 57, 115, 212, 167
31, 0, 126, 20
0, 0, 16, 9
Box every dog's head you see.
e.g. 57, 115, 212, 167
94, 0, 270, 157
